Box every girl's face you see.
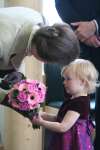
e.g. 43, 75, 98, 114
63, 70, 85, 98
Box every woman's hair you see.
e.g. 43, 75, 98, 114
31, 23, 80, 65
61, 59, 100, 94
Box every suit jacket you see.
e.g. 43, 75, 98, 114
55, 0, 100, 32
55, 0, 100, 71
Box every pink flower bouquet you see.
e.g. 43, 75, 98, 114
7, 79, 46, 129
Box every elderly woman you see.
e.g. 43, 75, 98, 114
0, 7, 80, 75
0, 6, 45, 77
0, 6, 80, 121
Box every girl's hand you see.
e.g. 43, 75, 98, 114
32, 114, 44, 125
39, 111, 47, 118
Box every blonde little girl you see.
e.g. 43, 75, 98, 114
32, 59, 99, 150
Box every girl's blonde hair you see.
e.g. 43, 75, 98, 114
61, 59, 100, 94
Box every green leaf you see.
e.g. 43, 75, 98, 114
12, 90, 19, 98
0, 91, 7, 103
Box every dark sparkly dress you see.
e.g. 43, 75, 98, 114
48, 96, 94, 150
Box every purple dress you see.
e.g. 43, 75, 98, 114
48, 96, 94, 150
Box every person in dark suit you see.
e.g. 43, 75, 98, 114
55, 0, 100, 149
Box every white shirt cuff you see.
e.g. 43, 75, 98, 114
93, 19, 99, 35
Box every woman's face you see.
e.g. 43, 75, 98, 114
31, 48, 46, 63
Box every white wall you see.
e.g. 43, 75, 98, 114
42, 0, 62, 25
0, 0, 4, 7
0, 0, 5, 145
0, 106, 5, 144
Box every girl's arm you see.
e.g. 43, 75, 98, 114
32, 110, 80, 133
38, 111, 57, 122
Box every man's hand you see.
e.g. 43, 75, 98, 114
71, 21, 96, 42
84, 35, 100, 48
